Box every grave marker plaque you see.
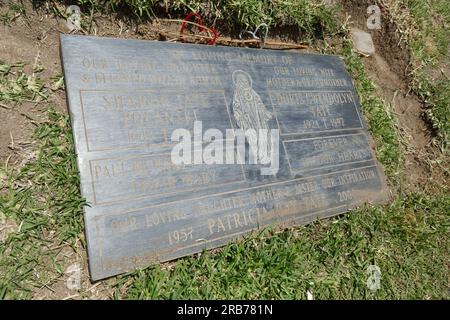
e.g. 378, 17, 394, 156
60, 34, 388, 280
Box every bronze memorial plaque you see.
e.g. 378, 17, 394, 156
60, 34, 388, 280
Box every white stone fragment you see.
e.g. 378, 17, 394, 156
350, 28, 376, 56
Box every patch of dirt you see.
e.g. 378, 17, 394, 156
342, 1, 445, 191
0, 105, 35, 165
364, 53, 435, 189
343, 0, 411, 79
0, 8, 64, 165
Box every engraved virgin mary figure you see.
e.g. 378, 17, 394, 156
232, 70, 273, 163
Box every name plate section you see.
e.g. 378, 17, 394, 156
90, 153, 245, 205
60, 35, 388, 280
283, 133, 373, 174
80, 89, 231, 151
270, 91, 363, 135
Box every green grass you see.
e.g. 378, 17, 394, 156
0, 109, 85, 299
414, 73, 450, 151
77, 0, 338, 39
403, 0, 449, 59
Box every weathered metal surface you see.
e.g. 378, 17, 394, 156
60, 34, 388, 280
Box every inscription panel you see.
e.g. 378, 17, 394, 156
270, 91, 363, 135
283, 133, 373, 174
80, 90, 231, 151
89, 153, 245, 204
60, 34, 388, 280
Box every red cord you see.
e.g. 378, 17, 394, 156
179, 12, 218, 45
